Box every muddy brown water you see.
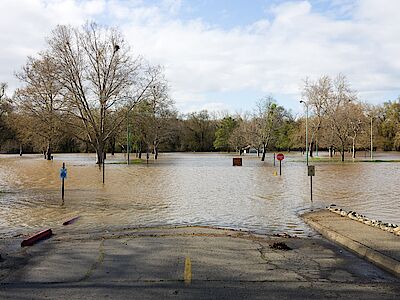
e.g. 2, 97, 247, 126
0, 152, 399, 238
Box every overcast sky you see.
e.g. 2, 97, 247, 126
1, 0, 400, 114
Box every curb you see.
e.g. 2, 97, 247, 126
63, 216, 80, 226
303, 215, 400, 277
21, 229, 53, 247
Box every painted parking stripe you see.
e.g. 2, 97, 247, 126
184, 256, 192, 284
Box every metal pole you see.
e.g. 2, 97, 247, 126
370, 116, 373, 161
310, 175, 313, 202
61, 162, 65, 200
306, 105, 309, 166
102, 152, 105, 184
300, 100, 309, 166
127, 112, 130, 165
279, 160, 282, 176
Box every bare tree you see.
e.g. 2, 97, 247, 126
302, 76, 331, 157
324, 74, 357, 161
0, 83, 13, 119
15, 54, 64, 160
146, 69, 176, 160
255, 96, 284, 161
348, 102, 367, 158
229, 113, 253, 155
0, 83, 7, 107
48, 23, 156, 163
0, 83, 17, 153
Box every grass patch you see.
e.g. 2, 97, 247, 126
0, 190, 14, 194
360, 159, 400, 163
109, 159, 143, 165
292, 158, 400, 163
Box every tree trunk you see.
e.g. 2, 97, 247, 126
261, 144, 266, 161
19, 144, 23, 156
96, 142, 104, 164
341, 144, 345, 162
309, 140, 314, 158
110, 137, 115, 156
146, 145, 150, 164
138, 141, 142, 159
154, 143, 158, 160
352, 138, 356, 159
46, 140, 52, 160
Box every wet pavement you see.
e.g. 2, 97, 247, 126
303, 210, 400, 277
1, 226, 399, 299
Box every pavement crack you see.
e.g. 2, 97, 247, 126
254, 241, 268, 262
79, 238, 105, 282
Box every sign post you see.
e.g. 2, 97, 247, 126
60, 162, 67, 200
276, 153, 284, 176
308, 165, 315, 202
102, 152, 106, 184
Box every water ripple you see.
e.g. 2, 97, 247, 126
0, 153, 399, 238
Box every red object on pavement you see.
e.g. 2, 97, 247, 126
276, 153, 285, 161
21, 229, 52, 247
62, 216, 80, 226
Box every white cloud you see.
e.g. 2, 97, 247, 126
120, 0, 400, 111
0, 0, 102, 91
161, 0, 182, 15
269, 1, 312, 21
1, 0, 400, 113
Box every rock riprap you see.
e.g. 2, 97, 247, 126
327, 204, 400, 236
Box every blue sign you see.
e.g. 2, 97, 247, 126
60, 168, 67, 179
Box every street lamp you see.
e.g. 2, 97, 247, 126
370, 115, 373, 161
300, 100, 309, 166
127, 110, 130, 165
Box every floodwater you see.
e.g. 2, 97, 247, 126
0, 152, 399, 238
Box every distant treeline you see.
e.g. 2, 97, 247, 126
0, 23, 400, 162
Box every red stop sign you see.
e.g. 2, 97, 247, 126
276, 153, 284, 161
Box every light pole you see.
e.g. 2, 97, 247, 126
370, 115, 373, 161
300, 100, 309, 166
127, 110, 130, 165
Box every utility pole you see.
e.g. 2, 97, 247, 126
370, 116, 373, 161
127, 111, 130, 165
300, 100, 309, 166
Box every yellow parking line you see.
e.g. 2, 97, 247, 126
184, 256, 192, 284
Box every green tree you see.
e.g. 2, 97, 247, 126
255, 96, 285, 161
275, 112, 296, 151
213, 116, 237, 151
181, 110, 216, 152
379, 100, 400, 150
0, 83, 17, 153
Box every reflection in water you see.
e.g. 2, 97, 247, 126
0, 152, 399, 238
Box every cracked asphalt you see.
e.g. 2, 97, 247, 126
1, 226, 399, 299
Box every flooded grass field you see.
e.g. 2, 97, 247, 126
0, 152, 399, 238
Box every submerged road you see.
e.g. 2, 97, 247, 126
0, 226, 399, 299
